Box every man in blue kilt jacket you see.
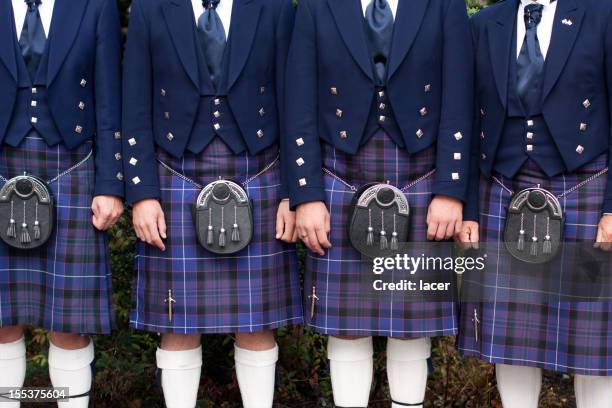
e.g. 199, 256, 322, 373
122, 0, 302, 406
457, 0, 612, 406
285, 0, 474, 406
0, 0, 124, 407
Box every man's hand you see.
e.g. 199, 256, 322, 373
133, 199, 167, 251
276, 200, 298, 243
91, 195, 124, 231
595, 214, 612, 252
296, 201, 331, 256
427, 195, 463, 241
455, 221, 480, 249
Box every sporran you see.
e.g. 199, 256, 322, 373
195, 179, 253, 254
504, 186, 563, 264
0, 174, 54, 249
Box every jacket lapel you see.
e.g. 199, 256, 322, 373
387, 0, 429, 80
162, 0, 200, 88
0, 0, 18, 82
46, 0, 89, 85
487, 0, 517, 108
541, 0, 584, 102
226, 0, 261, 91
327, 0, 373, 81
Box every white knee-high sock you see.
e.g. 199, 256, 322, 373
156, 347, 202, 408
48, 340, 94, 408
327, 336, 373, 407
234, 343, 278, 408
386, 337, 431, 408
495, 364, 541, 408
0, 336, 26, 408
575, 375, 612, 408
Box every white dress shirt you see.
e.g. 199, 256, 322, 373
12, 0, 55, 40
361, 0, 398, 19
516, 0, 557, 60
192, 0, 233, 38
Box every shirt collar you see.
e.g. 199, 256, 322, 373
520, 0, 556, 7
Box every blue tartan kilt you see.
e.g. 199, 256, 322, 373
304, 131, 458, 338
0, 132, 114, 334
458, 156, 612, 375
130, 138, 303, 334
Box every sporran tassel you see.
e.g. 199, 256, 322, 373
366, 209, 374, 246
219, 228, 226, 247
7, 219, 16, 239
20, 223, 30, 244
543, 236, 551, 254
207, 208, 214, 245
380, 231, 388, 250
379, 211, 388, 250
530, 215, 538, 256
20, 202, 30, 244
517, 213, 525, 251
218, 207, 226, 247
33, 221, 40, 240
543, 217, 552, 254
7, 200, 16, 238
390, 214, 398, 250
33, 202, 40, 240
390, 232, 398, 250
231, 223, 240, 242
231, 206, 240, 242
530, 237, 538, 256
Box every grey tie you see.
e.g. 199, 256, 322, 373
516, 2, 545, 114
364, 0, 394, 84
198, 0, 226, 88
19, 0, 47, 80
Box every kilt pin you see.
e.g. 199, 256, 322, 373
0, 134, 114, 334
304, 131, 458, 338
130, 139, 302, 334
458, 157, 612, 376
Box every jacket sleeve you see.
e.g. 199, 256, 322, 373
603, 8, 612, 214
431, 0, 474, 203
121, 0, 161, 205
93, 0, 124, 198
276, 0, 295, 200
284, 0, 326, 209
464, 17, 481, 222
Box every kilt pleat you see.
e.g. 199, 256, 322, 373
304, 131, 458, 338
130, 138, 302, 334
458, 156, 612, 375
0, 132, 113, 334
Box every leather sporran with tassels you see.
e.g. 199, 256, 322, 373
195, 179, 253, 254
504, 187, 564, 264
349, 183, 410, 258
0, 174, 54, 249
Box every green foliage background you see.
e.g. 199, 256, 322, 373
21, 1, 577, 407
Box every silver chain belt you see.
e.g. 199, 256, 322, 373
492, 167, 609, 198
0, 150, 93, 185
157, 155, 280, 190
322, 167, 436, 193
